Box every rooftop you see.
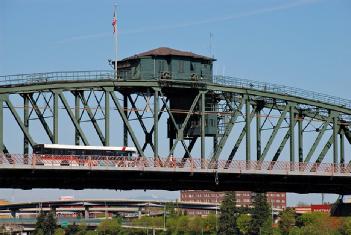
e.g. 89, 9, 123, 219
121, 47, 215, 61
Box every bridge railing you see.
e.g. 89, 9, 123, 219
0, 154, 350, 176
213, 75, 351, 110
0, 70, 115, 86
1, 70, 351, 112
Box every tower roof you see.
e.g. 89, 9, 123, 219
122, 47, 215, 61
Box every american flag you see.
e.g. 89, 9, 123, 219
112, 11, 117, 33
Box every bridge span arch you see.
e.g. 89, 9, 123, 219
0, 70, 351, 193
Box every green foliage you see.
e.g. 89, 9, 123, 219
65, 223, 79, 235
236, 214, 251, 235
34, 210, 57, 235
278, 208, 296, 235
96, 218, 122, 235
203, 213, 217, 233
218, 191, 239, 235
250, 193, 271, 235
339, 217, 351, 235
54, 228, 65, 235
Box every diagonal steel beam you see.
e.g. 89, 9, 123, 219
165, 92, 201, 156
110, 91, 145, 158
227, 110, 255, 162
304, 114, 334, 163
58, 92, 89, 145
5, 96, 36, 147
128, 94, 153, 151
211, 97, 244, 162
183, 137, 197, 159
260, 104, 290, 161
315, 134, 334, 163
28, 94, 54, 143
79, 92, 105, 145
272, 120, 297, 162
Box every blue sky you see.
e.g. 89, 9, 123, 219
0, 0, 351, 205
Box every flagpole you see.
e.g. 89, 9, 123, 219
114, 4, 118, 79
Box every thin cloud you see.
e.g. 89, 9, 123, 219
55, 0, 320, 44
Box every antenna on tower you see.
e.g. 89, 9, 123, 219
209, 32, 214, 59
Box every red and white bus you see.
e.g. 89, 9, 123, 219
32, 144, 138, 167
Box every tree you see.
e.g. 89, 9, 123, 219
340, 217, 351, 235
54, 228, 65, 235
218, 191, 240, 235
278, 208, 296, 235
34, 211, 46, 234
45, 211, 57, 235
203, 213, 217, 234
237, 214, 251, 235
65, 223, 79, 235
249, 193, 271, 235
34, 210, 57, 235
96, 218, 121, 235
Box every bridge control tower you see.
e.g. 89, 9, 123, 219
116, 47, 218, 149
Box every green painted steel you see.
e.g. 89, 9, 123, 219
0, 95, 3, 153
79, 92, 105, 145
53, 91, 59, 144
1, 70, 351, 167
110, 91, 145, 158
23, 94, 29, 154
153, 88, 159, 159
201, 91, 206, 167
290, 106, 295, 164
246, 96, 251, 161
298, 115, 303, 163
59, 92, 89, 146
340, 131, 345, 164
212, 97, 244, 161
28, 94, 54, 143
104, 89, 110, 146
74, 91, 80, 145
304, 114, 335, 163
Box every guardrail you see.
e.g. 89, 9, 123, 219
1, 70, 350, 111
0, 154, 350, 177
213, 75, 351, 110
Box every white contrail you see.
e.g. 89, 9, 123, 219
55, 0, 321, 44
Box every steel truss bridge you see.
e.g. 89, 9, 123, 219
1, 71, 351, 193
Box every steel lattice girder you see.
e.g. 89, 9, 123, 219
0, 80, 349, 166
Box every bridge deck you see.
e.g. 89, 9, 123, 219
0, 155, 351, 194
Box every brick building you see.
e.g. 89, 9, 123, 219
180, 190, 286, 215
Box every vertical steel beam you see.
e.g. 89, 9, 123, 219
59, 92, 89, 146
245, 96, 251, 161
79, 93, 105, 144
340, 131, 345, 164
298, 114, 303, 163
104, 89, 110, 146
256, 107, 261, 161
23, 94, 29, 154
154, 88, 159, 159
333, 116, 338, 164
201, 91, 206, 168
75, 92, 80, 145
123, 93, 128, 147
0, 95, 3, 153
53, 91, 59, 144
290, 106, 295, 164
